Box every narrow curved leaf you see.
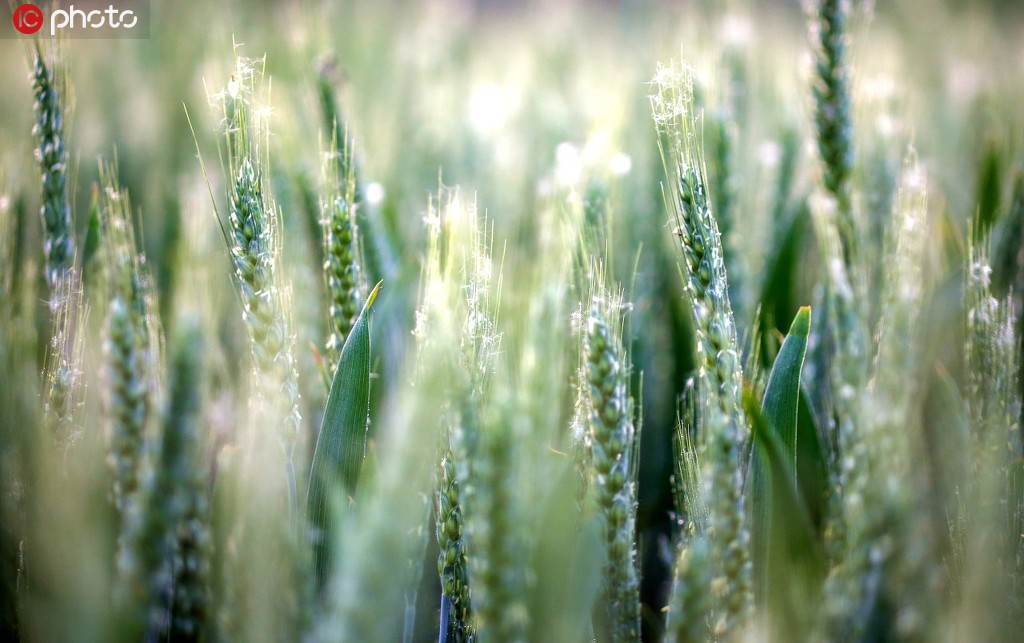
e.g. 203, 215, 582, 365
747, 306, 814, 610
81, 189, 102, 273
744, 389, 824, 561
756, 204, 810, 370
744, 390, 825, 637
307, 280, 380, 588
796, 381, 828, 534
762, 305, 811, 470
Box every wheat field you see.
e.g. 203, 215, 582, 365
1, 1, 1023, 641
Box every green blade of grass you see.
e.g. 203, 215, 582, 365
81, 188, 101, 276
756, 205, 810, 370
744, 387, 825, 637
974, 142, 1003, 239
762, 306, 811, 470
747, 306, 816, 610
795, 381, 828, 535
744, 392, 824, 558
307, 280, 380, 588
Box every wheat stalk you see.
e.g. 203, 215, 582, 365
806, 2, 870, 571
204, 57, 310, 640
434, 195, 504, 643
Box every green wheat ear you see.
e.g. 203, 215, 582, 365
651, 60, 752, 636
217, 58, 303, 504
165, 319, 213, 642
665, 536, 713, 643
809, 0, 856, 266
321, 117, 363, 374
318, 56, 365, 372
98, 167, 157, 525
436, 429, 474, 643
806, 6, 868, 558
34, 46, 85, 461
583, 295, 641, 643
119, 318, 207, 640
32, 48, 75, 296
666, 381, 713, 643
323, 195, 361, 363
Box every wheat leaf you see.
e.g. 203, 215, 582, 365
795, 381, 828, 534
307, 280, 380, 588
763, 305, 811, 471
744, 386, 825, 636
748, 306, 816, 608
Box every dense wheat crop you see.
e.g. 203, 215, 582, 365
2, 0, 1024, 641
